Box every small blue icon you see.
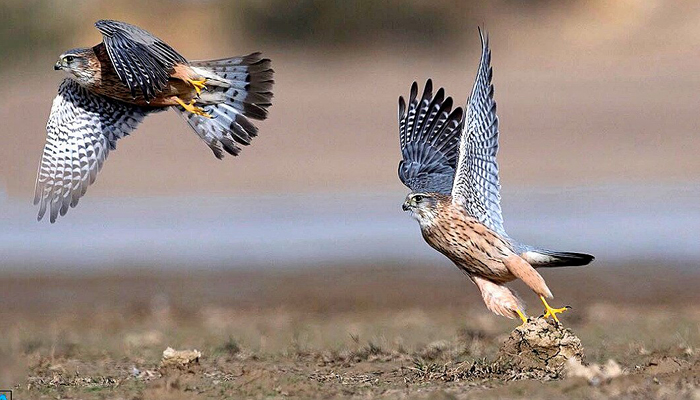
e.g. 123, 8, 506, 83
1, 394, 7, 400
0, 390, 11, 400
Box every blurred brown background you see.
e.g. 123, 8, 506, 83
2, 0, 700, 270
2, 0, 700, 199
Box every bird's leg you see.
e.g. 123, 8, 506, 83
174, 97, 212, 118
515, 308, 529, 326
539, 295, 570, 323
187, 78, 207, 96
470, 274, 528, 325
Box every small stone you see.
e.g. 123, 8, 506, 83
565, 358, 623, 386
160, 347, 202, 369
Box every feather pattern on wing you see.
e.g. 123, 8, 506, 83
398, 79, 464, 194
95, 19, 187, 101
451, 29, 505, 236
34, 79, 154, 223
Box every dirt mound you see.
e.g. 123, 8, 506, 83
494, 317, 584, 380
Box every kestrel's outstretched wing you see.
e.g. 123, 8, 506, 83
95, 19, 187, 101
34, 79, 155, 223
451, 29, 505, 236
398, 79, 464, 194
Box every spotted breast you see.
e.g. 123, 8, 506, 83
420, 198, 517, 283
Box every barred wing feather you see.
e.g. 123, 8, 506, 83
95, 19, 187, 101
451, 29, 505, 236
34, 79, 153, 223
398, 79, 464, 194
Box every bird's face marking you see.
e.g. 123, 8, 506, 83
55, 48, 96, 86
403, 192, 439, 225
56, 52, 82, 71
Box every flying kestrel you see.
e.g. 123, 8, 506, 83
35, 20, 273, 222
398, 30, 593, 324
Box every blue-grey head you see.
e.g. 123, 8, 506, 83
54, 48, 96, 86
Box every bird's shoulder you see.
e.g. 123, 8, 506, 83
84, 43, 157, 105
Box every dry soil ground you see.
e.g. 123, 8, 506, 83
1, 264, 699, 399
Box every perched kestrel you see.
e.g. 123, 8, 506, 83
398, 30, 594, 324
35, 20, 273, 222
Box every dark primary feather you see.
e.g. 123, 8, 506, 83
177, 53, 274, 159
534, 251, 595, 267
398, 79, 464, 194
515, 245, 596, 268
95, 19, 187, 101
451, 28, 505, 236
34, 79, 156, 222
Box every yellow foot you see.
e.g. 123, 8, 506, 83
188, 78, 207, 96
539, 295, 570, 324
515, 309, 529, 326
174, 97, 212, 118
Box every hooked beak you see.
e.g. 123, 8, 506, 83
54, 61, 62, 70
402, 201, 410, 212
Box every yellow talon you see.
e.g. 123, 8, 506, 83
515, 309, 528, 326
174, 97, 212, 118
188, 78, 207, 96
540, 295, 570, 324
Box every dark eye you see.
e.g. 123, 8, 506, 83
414, 195, 424, 202
65, 56, 75, 63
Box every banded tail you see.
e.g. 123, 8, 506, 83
176, 52, 274, 159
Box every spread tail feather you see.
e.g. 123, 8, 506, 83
176, 53, 274, 159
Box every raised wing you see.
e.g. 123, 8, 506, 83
398, 79, 464, 194
34, 79, 153, 223
451, 29, 505, 236
95, 19, 187, 101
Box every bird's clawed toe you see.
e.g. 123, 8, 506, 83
188, 78, 207, 96
539, 295, 570, 324
515, 309, 529, 326
174, 97, 212, 118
